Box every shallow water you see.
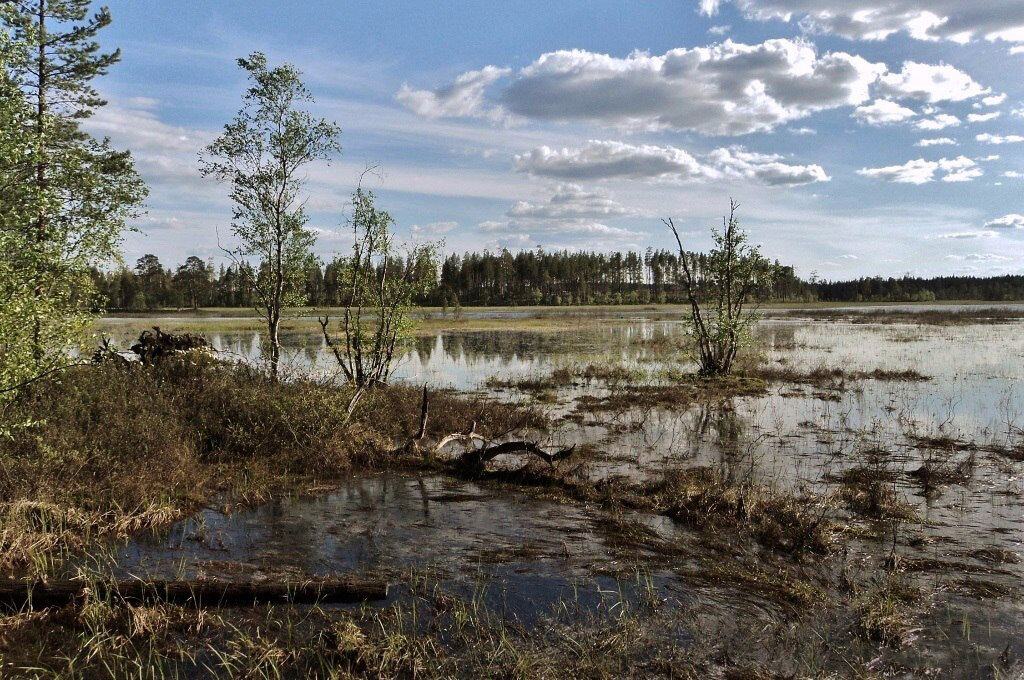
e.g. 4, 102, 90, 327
98, 306, 1024, 674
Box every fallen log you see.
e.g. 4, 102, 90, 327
0, 578, 389, 611
458, 440, 576, 468
394, 387, 576, 469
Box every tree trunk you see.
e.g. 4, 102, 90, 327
268, 315, 280, 379
31, 0, 48, 363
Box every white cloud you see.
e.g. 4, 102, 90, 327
1004, 171, 1024, 178
400, 42, 993, 136
515, 141, 707, 181
475, 185, 648, 248
915, 114, 960, 130
405, 40, 886, 135
853, 99, 916, 125
410, 221, 458, 238
934, 230, 999, 239
506, 184, 636, 219
878, 62, 989, 103
1012, 45, 1024, 55
915, 137, 957, 147
396, 66, 511, 122
980, 93, 1008, 107
705, 147, 831, 185
514, 139, 829, 186
700, 1, 1024, 46
967, 112, 1001, 122
708, 24, 731, 35
87, 100, 211, 153
857, 156, 982, 184
789, 126, 817, 135
977, 133, 1024, 144
984, 214, 1024, 229
944, 253, 1011, 262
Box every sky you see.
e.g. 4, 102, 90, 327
85, 0, 1024, 279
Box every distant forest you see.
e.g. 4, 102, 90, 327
93, 250, 1024, 311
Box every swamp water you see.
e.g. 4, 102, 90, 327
93, 306, 1024, 675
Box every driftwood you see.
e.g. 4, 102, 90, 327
130, 327, 211, 366
398, 386, 575, 468
0, 578, 388, 611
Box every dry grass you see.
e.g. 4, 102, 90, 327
0, 358, 545, 573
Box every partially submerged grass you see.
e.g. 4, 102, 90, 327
830, 464, 919, 522
854, 574, 923, 647
0, 358, 544, 573
746, 364, 929, 385
788, 306, 1024, 326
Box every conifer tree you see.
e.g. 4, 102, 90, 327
1, 0, 147, 360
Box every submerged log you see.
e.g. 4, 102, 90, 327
0, 578, 388, 610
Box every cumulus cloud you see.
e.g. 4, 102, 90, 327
915, 114, 960, 130
705, 147, 831, 185
853, 99, 916, 125
503, 41, 885, 134
976, 133, 1024, 144
402, 40, 895, 135
857, 156, 982, 184
400, 41, 993, 135
984, 214, 1024, 229
878, 62, 989, 102
700, 1, 1024, 46
514, 141, 707, 181
396, 65, 511, 122
979, 93, 1008, 107
513, 139, 829, 186
1004, 171, 1024, 178
915, 137, 957, 146
967, 112, 1001, 122
708, 24, 731, 35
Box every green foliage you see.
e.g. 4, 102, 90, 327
0, 0, 145, 397
666, 200, 775, 376
321, 187, 440, 387
200, 51, 341, 377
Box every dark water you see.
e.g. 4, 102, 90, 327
93, 308, 1024, 674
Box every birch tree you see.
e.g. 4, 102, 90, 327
664, 200, 775, 377
200, 52, 341, 379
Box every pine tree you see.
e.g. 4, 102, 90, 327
1, 0, 147, 360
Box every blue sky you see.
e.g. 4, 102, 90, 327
87, 0, 1024, 278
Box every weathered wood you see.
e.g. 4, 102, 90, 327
458, 440, 576, 468
393, 386, 576, 467
0, 578, 388, 610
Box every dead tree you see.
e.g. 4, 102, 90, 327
396, 386, 576, 471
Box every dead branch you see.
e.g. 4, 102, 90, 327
394, 387, 576, 468
457, 440, 577, 468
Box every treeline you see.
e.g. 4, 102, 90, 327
92, 251, 1024, 310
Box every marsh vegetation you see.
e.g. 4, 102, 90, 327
2, 304, 1023, 677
